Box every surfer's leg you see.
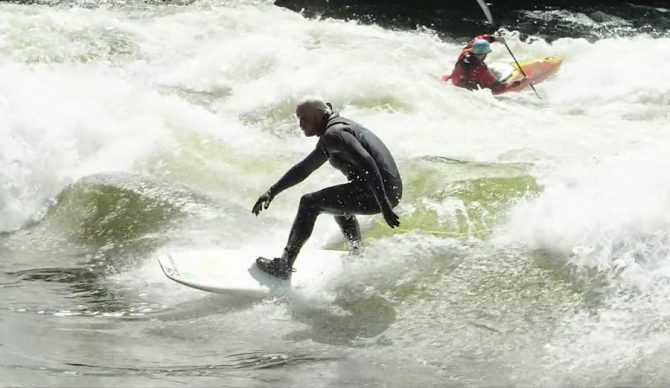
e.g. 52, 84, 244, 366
257, 190, 327, 277
282, 190, 331, 267
334, 215, 361, 253
260, 180, 400, 277
284, 182, 377, 266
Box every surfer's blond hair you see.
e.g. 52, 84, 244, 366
296, 96, 333, 115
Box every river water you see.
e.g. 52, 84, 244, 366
1, 0, 669, 386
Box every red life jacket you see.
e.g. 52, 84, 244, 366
446, 34, 516, 95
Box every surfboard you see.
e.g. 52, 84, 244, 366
157, 248, 348, 297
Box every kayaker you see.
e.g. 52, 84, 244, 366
446, 34, 530, 95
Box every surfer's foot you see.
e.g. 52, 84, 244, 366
256, 256, 294, 279
350, 240, 362, 256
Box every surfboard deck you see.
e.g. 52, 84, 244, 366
158, 248, 348, 297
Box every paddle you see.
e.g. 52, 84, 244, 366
475, 0, 541, 98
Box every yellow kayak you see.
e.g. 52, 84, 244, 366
442, 55, 564, 94
494, 55, 564, 92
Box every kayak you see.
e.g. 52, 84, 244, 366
441, 55, 564, 93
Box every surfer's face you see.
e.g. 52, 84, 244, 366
296, 106, 323, 137
475, 53, 487, 61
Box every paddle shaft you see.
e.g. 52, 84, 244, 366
475, 0, 541, 98
501, 39, 541, 98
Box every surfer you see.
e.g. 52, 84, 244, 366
445, 34, 530, 94
252, 97, 403, 278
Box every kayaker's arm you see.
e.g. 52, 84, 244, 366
491, 77, 530, 95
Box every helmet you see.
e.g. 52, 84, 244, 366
471, 39, 492, 55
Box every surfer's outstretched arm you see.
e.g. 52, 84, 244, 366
252, 148, 327, 215
271, 148, 327, 195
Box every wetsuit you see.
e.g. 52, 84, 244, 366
268, 113, 402, 266
448, 34, 522, 95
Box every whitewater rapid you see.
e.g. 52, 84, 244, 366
1, 0, 669, 385
1, 1, 668, 233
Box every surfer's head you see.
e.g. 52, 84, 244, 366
296, 96, 333, 137
471, 39, 492, 59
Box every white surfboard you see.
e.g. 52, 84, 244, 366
157, 248, 348, 297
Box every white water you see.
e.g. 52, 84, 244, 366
1, 0, 670, 385
1, 2, 668, 232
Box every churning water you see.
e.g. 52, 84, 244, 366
1, 0, 669, 386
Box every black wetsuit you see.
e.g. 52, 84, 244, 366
270, 113, 402, 265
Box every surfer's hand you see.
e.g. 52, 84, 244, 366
495, 37, 506, 45
382, 207, 400, 229
252, 190, 274, 216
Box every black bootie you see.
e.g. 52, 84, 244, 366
255, 247, 298, 279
